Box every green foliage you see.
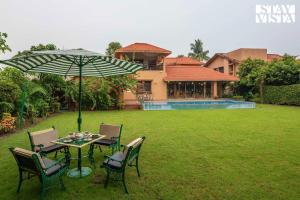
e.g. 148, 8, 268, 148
51, 102, 61, 113
237, 56, 300, 102
235, 59, 267, 100
34, 99, 49, 117
25, 103, 37, 124
105, 42, 122, 57
238, 58, 267, 87
263, 84, 300, 106
15, 43, 57, 57
0, 102, 14, 118
265, 55, 300, 85
0, 32, 11, 54
65, 80, 78, 103
36, 73, 66, 107
0, 80, 21, 104
188, 39, 210, 61
0, 67, 27, 87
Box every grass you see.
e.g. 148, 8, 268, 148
0, 104, 299, 200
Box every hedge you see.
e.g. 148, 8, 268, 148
263, 84, 300, 106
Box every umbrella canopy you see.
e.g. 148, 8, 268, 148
0, 49, 143, 131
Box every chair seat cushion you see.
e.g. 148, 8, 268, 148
94, 139, 117, 146
39, 144, 66, 154
103, 152, 125, 169
43, 158, 66, 176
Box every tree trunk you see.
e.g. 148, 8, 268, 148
259, 80, 264, 104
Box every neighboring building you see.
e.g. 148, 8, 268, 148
204, 48, 282, 76
115, 43, 238, 107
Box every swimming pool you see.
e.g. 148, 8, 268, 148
142, 100, 256, 110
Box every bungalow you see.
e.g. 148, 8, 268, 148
204, 48, 282, 76
115, 43, 238, 107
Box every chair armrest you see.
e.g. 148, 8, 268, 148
104, 155, 123, 164
34, 144, 44, 152
44, 157, 66, 170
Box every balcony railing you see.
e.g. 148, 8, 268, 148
142, 64, 163, 71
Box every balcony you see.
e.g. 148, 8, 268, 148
142, 63, 163, 71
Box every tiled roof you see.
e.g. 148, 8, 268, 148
164, 57, 204, 66
164, 65, 239, 82
267, 54, 282, 62
115, 43, 171, 55
204, 53, 239, 67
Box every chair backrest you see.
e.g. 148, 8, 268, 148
99, 124, 122, 140
123, 136, 146, 165
28, 127, 58, 151
9, 147, 46, 175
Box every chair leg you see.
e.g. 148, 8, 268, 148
99, 145, 103, 152
111, 146, 114, 155
54, 151, 58, 158
17, 170, 23, 193
104, 170, 110, 188
136, 157, 141, 177
59, 176, 65, 190
122, 171, 129, 194
88, 144, 96, 169
64, 147, 71, 167
40, 182, 45, 200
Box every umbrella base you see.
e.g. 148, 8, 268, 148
67, 167, 92, 178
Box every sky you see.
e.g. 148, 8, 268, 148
0, 0, 299, 60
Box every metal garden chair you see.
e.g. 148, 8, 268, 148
9, 147, 68, 200
90, 123, 123, 155
27, 127, 70, 162
101, 136, 146, 193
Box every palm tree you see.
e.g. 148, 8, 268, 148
188, 39, 210, 61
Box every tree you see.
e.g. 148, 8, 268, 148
0, 32, 11, 54
105, 42, 122, 57
265, 54, 300, 86
177, 54, 185, 58
237, 58, 267, 101
15, 43, 57, 57
0, 67, 27, 87
188, 39, 210, 61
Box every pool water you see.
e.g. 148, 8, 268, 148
142, 100, 256, 110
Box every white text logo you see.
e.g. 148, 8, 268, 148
256, 4, 295, 23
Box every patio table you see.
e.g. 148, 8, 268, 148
52, 132, 105, 178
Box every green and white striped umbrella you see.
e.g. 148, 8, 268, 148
0, 49, 142, 77
0, 49, 143, 131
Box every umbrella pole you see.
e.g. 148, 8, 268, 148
78, 63, 83, 132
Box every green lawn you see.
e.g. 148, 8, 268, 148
0, 105, 299, 200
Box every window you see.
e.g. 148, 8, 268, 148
214, 67, 224, 73
137, 81, 152, 94
218, 67, 224, 73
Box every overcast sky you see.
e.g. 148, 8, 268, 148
1, 0, 299, 60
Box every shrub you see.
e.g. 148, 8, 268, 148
34, 99, 49, 117
263, 84, 300, 106
0, 113, 16, 134
26, 104, 37, 124
51, 102, 61, 113
0, 80, 21, 103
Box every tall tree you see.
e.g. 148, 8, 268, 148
105, 42, 122, 57
0, 32, 11, 54
15, 43, 57, 57
188, 39, 210, 61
